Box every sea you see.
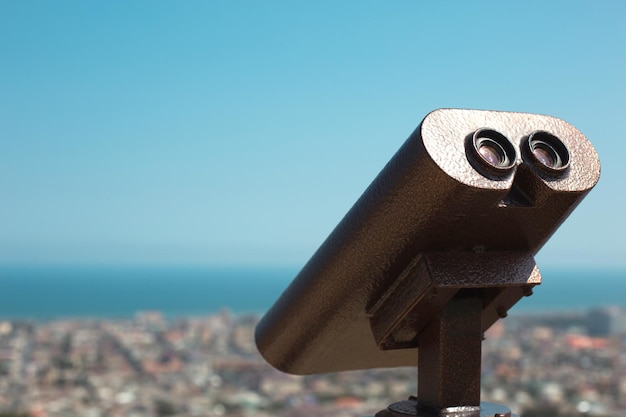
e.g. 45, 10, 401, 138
0, 264, 624, 321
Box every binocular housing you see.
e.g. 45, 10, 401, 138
256, 109, 600, 375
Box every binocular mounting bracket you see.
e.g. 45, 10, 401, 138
370, 251, 538, 417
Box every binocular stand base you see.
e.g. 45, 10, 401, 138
375, 397, 517, 417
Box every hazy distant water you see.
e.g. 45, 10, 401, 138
0, 265, 295, 320
0, 265, 623, 320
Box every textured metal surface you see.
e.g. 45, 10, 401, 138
369, 251, 540, 350
417, 297, 483, 408
256, 109, 600, 374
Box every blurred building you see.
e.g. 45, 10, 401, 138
586, 307, 626, 337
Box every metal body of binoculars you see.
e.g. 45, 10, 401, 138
256, 109, 600, 416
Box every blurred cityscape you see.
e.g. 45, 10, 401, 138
0, 307, 625, 417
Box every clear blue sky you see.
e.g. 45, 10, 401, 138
1, 1, 624, 268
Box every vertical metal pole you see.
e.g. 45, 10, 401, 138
417, 296, 483, 410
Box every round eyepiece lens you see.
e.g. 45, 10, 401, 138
526, 132, 569, 172
468, 129, 516, 178
532, 145, 557, 168
478, 141, 504, 166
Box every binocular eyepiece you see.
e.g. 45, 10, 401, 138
256, 109, 600, 377
468, 128, 570, 178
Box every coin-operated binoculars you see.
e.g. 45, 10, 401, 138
256, 109, 600, 417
